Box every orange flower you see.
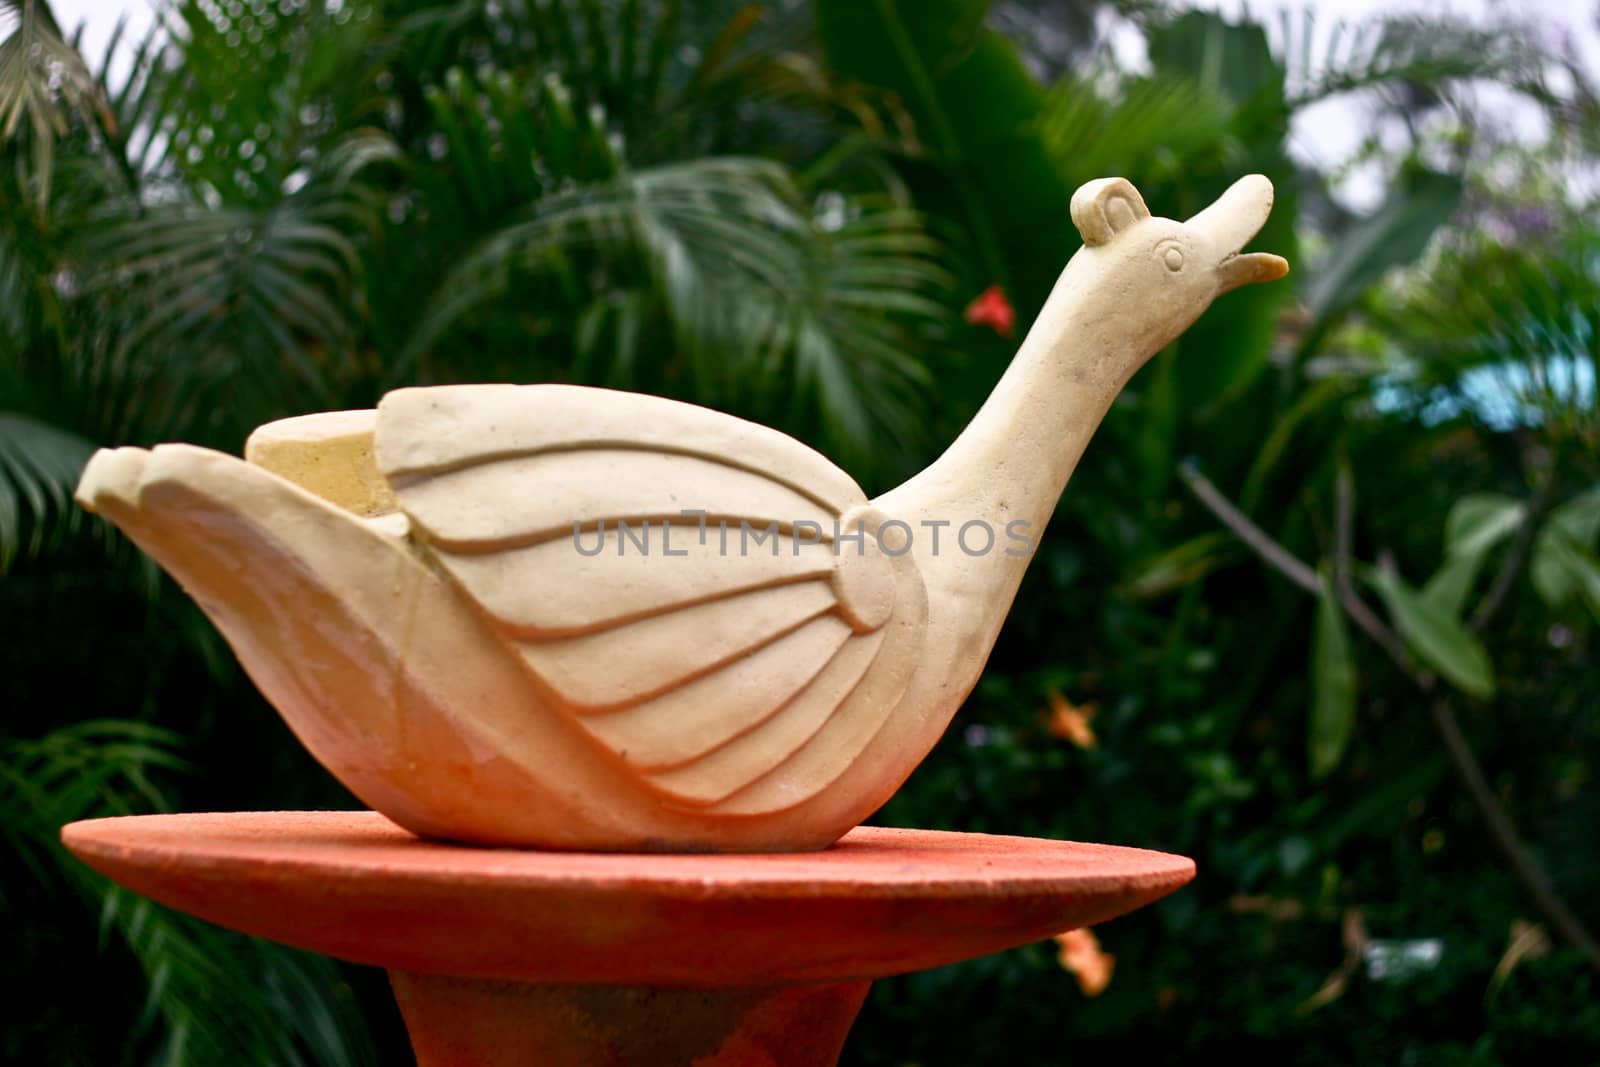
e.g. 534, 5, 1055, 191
1044, 688, 1097, 749
964, 284, 1015, 338
1054, 927, 1115, 996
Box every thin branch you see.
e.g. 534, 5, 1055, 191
1180, 460, 1600, 971
1182, 461, 1407, 665
1179, 461, 1319, 594
1333, 462, 1414, 671
1426, 696, 1600, 969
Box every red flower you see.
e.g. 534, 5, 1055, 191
964, 283, 1015, 338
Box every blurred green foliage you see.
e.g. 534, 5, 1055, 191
1, 0, 1597, 1063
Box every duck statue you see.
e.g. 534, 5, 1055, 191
75, 175, 1288, 852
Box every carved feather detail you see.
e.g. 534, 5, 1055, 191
375, 384, 926, 813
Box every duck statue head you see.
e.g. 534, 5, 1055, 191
75, 175, 1287, 852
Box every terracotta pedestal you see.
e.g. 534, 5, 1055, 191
62, 812, 1194, 1066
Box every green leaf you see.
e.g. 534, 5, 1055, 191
1555, 541, 1600, 621
1146, 10, 1284, 108
1531, 538, 1568, 610
814, 0, 1077, 307
1531, 486, 1600, 609
1421, 492, 1525, 616
1132, 346, 1181, 498
1367, 569, 1495, 699
1550, 486, 1600, 544
1421, 553, 1483, 619
813, 0, 989, 100
1443, 493, 1526, 559
1301, 168, 1463, 336
1239, 377, 1352, 510
1118, 531, 1237, 600
1309, 570, 1358, 779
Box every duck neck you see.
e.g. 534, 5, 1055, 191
874, 251, 1170, 647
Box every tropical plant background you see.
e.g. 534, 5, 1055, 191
3, 0, 1598, 1062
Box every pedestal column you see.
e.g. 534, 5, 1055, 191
392, 973, 870, 1067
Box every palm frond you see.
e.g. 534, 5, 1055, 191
101, 892, 377, 1067
142, 0, 378, 205
400, 153, 950, 466
1, 720, 187, 888
0, 0, 109, 210
75, 128, 396, 443
0, 411, 94, 571
1274, 9, 1558, 109
481, 0, 822, 163
0, 720, 376, 1067
398, 154, 793, 368
91, 12, 183, 188
0, 193, 66, 359
779, 201, 949, 468
414, 66, 619, 234
494, 0, 692, 145
1038, 74, 1237, 188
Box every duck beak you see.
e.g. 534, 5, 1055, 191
1187, 174, 1290, 294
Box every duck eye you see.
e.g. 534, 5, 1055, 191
1161, 246, 1184, 272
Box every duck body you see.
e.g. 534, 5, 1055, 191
76, 175, 1288, 851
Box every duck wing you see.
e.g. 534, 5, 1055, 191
375, 384, 926, 814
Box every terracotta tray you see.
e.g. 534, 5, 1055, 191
64, 811, 1193, 1066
